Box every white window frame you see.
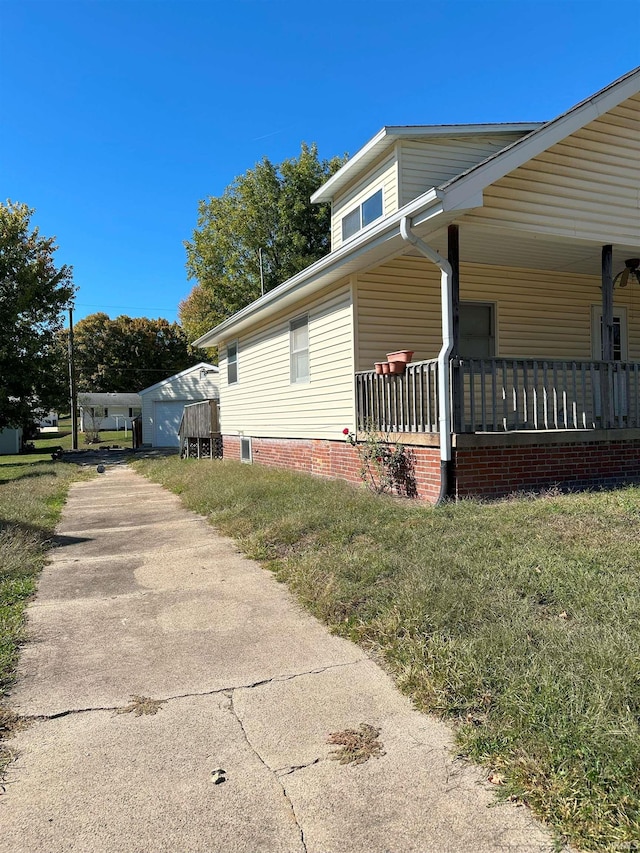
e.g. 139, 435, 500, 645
341, 187, 383, 242
227, 340, 239, 385
290, 314, 309, 384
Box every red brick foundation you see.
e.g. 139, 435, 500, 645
224, 433, 640, 502
222, 435, 442, 502
455, 437, 640, 499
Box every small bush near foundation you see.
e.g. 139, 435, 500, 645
343, 428, 416, 497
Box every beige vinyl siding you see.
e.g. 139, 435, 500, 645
219, 281, 355, 439
356, 257, 640, 370
466, 93, 640, 244
331, 153, 398, 250
398, 135, 525, 206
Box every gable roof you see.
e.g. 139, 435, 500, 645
138, 362, 218, 396
310, 123, 542, 204
195, 67, 640, 349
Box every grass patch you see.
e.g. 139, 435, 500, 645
0, 455, 87, 773
133, 456, 640, 851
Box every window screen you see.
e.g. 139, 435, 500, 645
459, 303, 495, 358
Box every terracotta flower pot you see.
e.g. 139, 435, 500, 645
386, 350, 414, 364
380, 362, 391, 374
374, 362, 385, 375
388, 360, 406, 375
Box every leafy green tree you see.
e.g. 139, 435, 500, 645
0, 201, 75, 431
181, 142, 346, 342
71, 313, 200, 393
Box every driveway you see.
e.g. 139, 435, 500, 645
1, 465, 555, 852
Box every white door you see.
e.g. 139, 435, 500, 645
153, 401, 186, 447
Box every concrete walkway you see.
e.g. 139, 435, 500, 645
2, 465, 555, 852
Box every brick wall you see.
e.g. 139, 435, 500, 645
455, 439, 640, 499
222, 435, 442, 502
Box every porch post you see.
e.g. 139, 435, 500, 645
601, 244, 614, 428
448, 225, 461, 432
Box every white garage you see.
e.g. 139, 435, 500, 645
139, 362, 219, 448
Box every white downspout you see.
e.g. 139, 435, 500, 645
400, 216, 453, 501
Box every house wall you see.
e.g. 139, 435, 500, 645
454, 433, 640, 499
465, 92, 640, 245
80, 406, 140, 432
355, 256, 640, 370
222, 434, 442, 502
397, 134, 527, 207
331, 153, 398, 251
140, 370, 219, 446
218, 281, 354, 441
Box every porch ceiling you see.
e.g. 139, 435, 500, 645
406, 222, 640, 278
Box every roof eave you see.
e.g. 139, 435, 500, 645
310, 122, 543, 204
194, 189, 446, 348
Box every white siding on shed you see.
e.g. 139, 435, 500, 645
139, 364, 219, 446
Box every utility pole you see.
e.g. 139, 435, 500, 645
68, 306, 78, 450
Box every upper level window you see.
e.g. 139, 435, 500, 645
341, 189, 383, 241
227, 341, 238, 384
459, 303, 495, 358
290, 315, 309, 383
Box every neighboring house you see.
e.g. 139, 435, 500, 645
194, 67, 640, 502
0, 427, 22, 455
138, 362, 219, 447
78, 393, 142, 433
37, 411, 59, 428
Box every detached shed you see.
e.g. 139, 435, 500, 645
138, 362, 219, 447
0, 427, 22, 455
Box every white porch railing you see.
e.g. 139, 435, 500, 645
355, 358, 640, 435
355, 359, 439, 433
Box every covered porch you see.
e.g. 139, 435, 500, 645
356, 355, 640, 434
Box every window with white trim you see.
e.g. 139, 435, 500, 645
459, 302, 496, 358
227, 341, 238, 384
290, 315, 309, 383
341, 188, 383, 241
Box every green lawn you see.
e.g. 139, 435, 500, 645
3, 423, 134, 466
0, 454, 88, 766
133, 455, 640, 852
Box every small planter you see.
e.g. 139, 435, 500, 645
374, 362, 385, 375
388, 360, 406, 375
386, 350, 414, 364
380, 362, 391, 375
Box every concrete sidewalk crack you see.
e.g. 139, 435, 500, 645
15, 660, 363, 725
228, 690, 308, 853
275, 758, 321, 777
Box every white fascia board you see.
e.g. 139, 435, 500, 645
310, 123, 542, 204
310, 127, 387, 203
138, 361, 218, 396
193, 189, 444, 348
439, 66, 640, 212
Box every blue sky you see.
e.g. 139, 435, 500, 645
2, 0, 639, 327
